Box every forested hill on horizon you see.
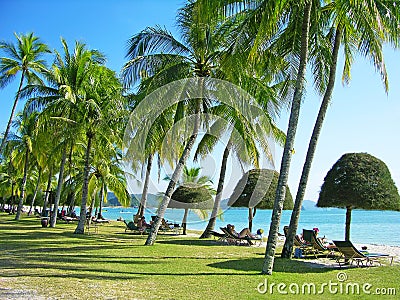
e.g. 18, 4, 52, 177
106, 192, 318, 211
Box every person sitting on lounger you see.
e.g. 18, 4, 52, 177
161, 218, 174, 229
312, 227, 336, 249
137, 216, 151, 230
226, 224, 256, 239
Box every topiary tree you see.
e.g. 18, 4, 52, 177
317, 153, 400, 240
169, 183, 214, 235
228, 169, 294, 231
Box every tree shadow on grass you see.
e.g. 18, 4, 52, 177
208, 257, 335, 274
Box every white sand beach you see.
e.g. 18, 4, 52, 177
293, 242, 400, 268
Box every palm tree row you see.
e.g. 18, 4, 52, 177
0, 36, 131, 233
1, 0, 399, 276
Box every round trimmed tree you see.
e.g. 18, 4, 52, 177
228, 169, 294, 231
317, 153, 400, 240
169, 183, 214, 235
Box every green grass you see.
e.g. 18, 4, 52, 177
0, 213, 399, 299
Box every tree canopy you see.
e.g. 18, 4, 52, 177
317, 153, 400, 211
229, 169, 294, 210
169, 183, 214, 210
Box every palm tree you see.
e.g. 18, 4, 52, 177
123, 0, 237, 245
0, 157, 17, 211
281, 0, 400, 258
128, 91, 175, 222
262, 0, 313, 275
24, 38, 109, 230
7, 111, 39, 220
0, 32, 50, 154
197, 101, 285, 238
90, 152, 131, 219
203, 0, 313, 273
73, 65, 126, 234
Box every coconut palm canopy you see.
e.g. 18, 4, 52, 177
228, 169, 293, 210
169, 183, 214, 210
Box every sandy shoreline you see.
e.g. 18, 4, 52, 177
271, 239, 400, 268
186, 231, 400, 266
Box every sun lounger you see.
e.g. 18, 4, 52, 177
303, 229, 337, 257
332, 240, 394, 267
85, 219, 98, 235
283, 226, 316, 257
159, 219, 182, 234
220, 227, 261, 246
123, 220, 147, 234
93, 218, 110, 223
205, 229, 228, 243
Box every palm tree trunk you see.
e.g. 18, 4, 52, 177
42, 167, 53, 217
50, 146, 67, 227
281, 28, 342, 258
98, 182, 104, 219
145, 98, 202, 245
9, 182, 14, 213
248, 208, 254, 232
345, 206, 352, 241
200, 142, 231, 238
74, 134, 93, 234
28, 167, 42, 215
135, 153, 153, 220
67, 192, 76, 216
15, 149, 30, 220
87, 192, 95, 226
0, 72, 25, 154
182, 208, 188, 235
263, 0, 312, 275
1, 195, 5, 211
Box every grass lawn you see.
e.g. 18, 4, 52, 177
0, 212, 399, 299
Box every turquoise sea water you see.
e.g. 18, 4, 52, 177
101, 207, 400, 246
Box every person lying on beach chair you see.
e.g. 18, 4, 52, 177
204, 229, 228, 243
222, 224, 261, 246
302, 229, 337, 257
161, 218, 174, 229
283, 225, 317, 257
124, 220, 148, 234
137, 216, 151, 231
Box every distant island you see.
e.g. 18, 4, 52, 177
106, 192, 318, 211
301, 200, 318, 210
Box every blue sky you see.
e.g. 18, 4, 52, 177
1, 0, 399, 202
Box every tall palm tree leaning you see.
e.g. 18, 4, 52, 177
262, 0, 313, 275
122, 0, 232, 245
0, 32, 50, 154
281, 0, 400, 258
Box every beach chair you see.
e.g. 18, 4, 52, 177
123, 220, 146, 234
205, 229, 228, 243
283, 226, 315, 257
332, 240, 394, 268
220, 227, 261, 246
159, 218, 180, 234
85, 219, 98, 235
303, 229, 337, 257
